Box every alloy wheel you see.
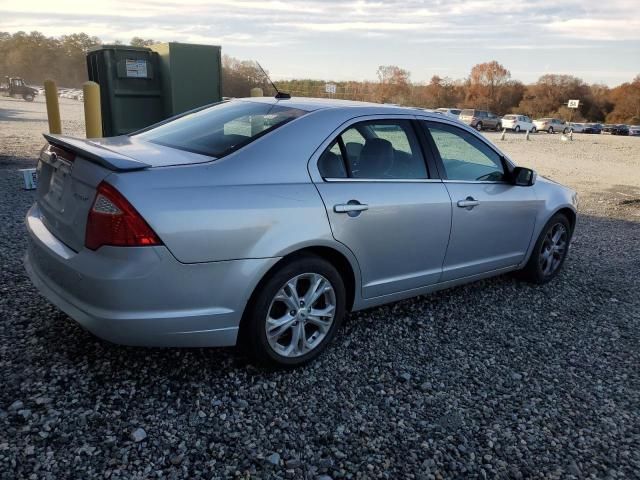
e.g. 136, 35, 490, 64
265, 273, 336, 358
539, 223, 568, 277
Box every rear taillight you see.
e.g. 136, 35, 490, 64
85, 181, 161, 250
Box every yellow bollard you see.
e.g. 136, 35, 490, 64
83, 81, 103, 138
250, 87, 263, 97
44, 80, 62, 135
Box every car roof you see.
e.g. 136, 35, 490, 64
235, 96, 447, 118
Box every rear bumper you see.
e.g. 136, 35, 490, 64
24, 204, 279, 347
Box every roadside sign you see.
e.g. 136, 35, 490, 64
567, 99, 580, 109
325, 83, 337, 95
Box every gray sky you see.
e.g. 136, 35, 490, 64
1, 0, 639, 86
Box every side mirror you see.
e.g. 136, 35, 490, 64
512, 166, 537, 186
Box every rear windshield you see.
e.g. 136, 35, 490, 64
134, 101, 307, 157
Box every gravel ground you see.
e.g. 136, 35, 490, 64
1, 97, 639, 479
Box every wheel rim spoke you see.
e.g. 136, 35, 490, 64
266, 313, 296, 339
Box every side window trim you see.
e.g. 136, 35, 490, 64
336, 135, 353, 177
421, 120, 512, 184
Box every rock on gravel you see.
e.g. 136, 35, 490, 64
1, 96, 639, 479
130, 428, 147, 443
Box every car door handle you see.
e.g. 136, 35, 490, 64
334, 202, 369, 214
457, 197, 480, 209
334, 202, 368, 218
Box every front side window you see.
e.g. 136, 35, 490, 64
135, 100, 307, 158
426, 123, 505, 182
318, 120, 428, 180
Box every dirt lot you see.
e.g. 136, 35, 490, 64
1, 96, 639, 479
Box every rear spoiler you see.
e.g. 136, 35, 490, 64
43, 134, 150, 171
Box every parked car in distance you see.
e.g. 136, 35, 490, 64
24, 97, 578, 367
568, 122, 587, 133
502, 114, 535, 133
436, 108, 462, 119
533, 118, 569, 134
602, 124, 629, 135
459, 109, 502, 131
582, 123, 603, 134
629, 125, 640, 136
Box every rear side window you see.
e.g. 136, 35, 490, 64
318, 120, 428, 180
135, 101, 307, 158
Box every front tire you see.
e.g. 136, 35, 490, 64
476, 122, 483, 131
241, 254, 346, 367
520, 213, 571, 284
531, 126, 537, 133
548, 127, 554, 134
23, 93, 34, 102
514, 125, 521, 133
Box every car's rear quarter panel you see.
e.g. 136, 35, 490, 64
105, 109, 359, 264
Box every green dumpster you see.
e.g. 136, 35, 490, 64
86, 45, 165, 137
151, 42, 222, 116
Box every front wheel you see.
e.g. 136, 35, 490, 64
514, 125, 521, 133
476, 122, 483, 131
519, 213, 571, 284
548, 127, 554, 134
563, 127, 569, 134
531, 126, 537, 133
495, 123, 502, 131
23, 93, 34, 102
241, 254, 346, 367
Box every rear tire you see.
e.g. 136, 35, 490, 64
23, 93, 34, 102
531, 126, 537, 133
548, 127, 554, 134
519, 213, 571, 284
476, 122, 483, 131
240, 254, 346, 367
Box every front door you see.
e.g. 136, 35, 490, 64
314, 119, 452, 298
422, 121, 539, 281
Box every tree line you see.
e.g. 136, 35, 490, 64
1, 31, 638, 123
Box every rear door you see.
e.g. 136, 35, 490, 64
312, 117, 452, 298
421, 120, 538, 281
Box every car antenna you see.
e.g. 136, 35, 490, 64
256, 62, 291, 99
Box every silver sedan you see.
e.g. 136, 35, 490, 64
25, 98, 578, 366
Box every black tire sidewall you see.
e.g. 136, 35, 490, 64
527, 214, 571, 283
244, 255, 346, 367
